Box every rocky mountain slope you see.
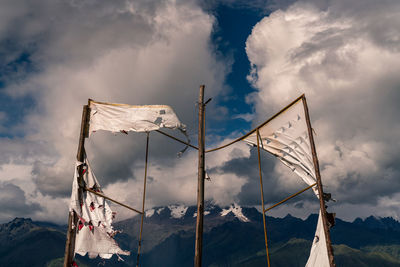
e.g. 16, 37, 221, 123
1, 204, 400, 266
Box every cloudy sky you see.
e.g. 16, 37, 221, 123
0, 0, 399, 224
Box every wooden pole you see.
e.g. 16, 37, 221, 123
256, 129, 271, 267
63, 104, 90, 267
136, 132, 150, 267
194, 85, 205, 267
302, 96, 336, 267
264, 183, 317, 213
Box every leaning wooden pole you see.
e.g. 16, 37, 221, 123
63, 104, 90, 267
302, 96, 336, 267
256, 129, 271, 267
194, 85, 206, 267
136, 132, 150, 267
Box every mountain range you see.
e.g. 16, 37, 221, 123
1, 204, 400, 266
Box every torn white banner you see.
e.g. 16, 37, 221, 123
306, 211, 329, 267
243, 96, 332, 267
69, 157, 130, 259
88, 100, 186, 134
243, 96, 318, 196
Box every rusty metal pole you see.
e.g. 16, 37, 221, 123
302, 96, 336, 267
256, 129, 271, 267
136, 132, 150, 267
64, 104, 90, 267
194, 85, 205, 267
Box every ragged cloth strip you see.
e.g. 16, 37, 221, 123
243, 98, 318, 196
69, 157, 130, 259
306, 211, 329, 267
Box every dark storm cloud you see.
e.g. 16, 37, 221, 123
0, 183, 41, 218
0, 0, 228, 221
208, 145, 316, 206
245, 0, 400, 216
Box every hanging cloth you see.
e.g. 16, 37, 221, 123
69, 157, 130, 259
306, 211, 329, 267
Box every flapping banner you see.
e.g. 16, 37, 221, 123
88, 100, 186, 135
243, 96, 331, 267
69, 157, 129, 259
243, 97, 318, 196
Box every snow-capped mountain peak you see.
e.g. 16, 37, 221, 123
145, 209, 155, 217
220, 203, 250, 222
168, 204, 188, 219
156, 207, 165, 214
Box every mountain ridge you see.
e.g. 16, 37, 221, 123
1, 205, 400, 266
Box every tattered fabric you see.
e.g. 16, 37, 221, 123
243, 97, 330, 267
306, 211, 329, 267
69, 158, 129, 259
243, 98, 318, 196
88, 101, 186, 134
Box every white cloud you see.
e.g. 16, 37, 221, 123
0, 0, 234, 222
245, 1, 400, 219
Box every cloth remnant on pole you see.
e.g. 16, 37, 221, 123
69, 157, 129, 259
243, 97, 330, 267
306, 211, 329, 267
88, 100, 186, 134
243, 98, 318, 196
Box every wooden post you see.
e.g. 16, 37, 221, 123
194, 85, 205, 267
136, 132, 150, 267
63, 104, 90, 267
302, 96, 336, 267
256, 129, 271, 267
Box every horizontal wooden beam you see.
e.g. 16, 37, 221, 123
264, 183, 317, 213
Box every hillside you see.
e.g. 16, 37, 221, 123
2, 205, 400, 266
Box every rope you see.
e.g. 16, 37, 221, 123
205, 94, 304, 153
156, 130, 198, 150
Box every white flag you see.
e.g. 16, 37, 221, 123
243, 96, 330, 267
306, 211, 329, 267
69, 157, 130, 259
89, 100, 186, 135
243, 97, 318, 196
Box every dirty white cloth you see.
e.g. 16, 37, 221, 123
69, 157, 129, 259
243, 97, 318, 196
88, 100, 186, 134
243, 97, 330, 266
305, 211, 329, 267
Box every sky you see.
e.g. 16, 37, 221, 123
0, 0, 400, 224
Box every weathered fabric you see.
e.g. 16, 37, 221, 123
69, 158, 129, 259
243, 98, 318, 196
305, 211, 329, 267
243, 97, 331, 266
89, 101, 186, 134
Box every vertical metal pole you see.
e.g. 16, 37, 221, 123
194, 85, 205, 267
302, 96, 336, 267
137, 132, 150, 267
64, 104, 90, 267
256, 129, 271, 267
